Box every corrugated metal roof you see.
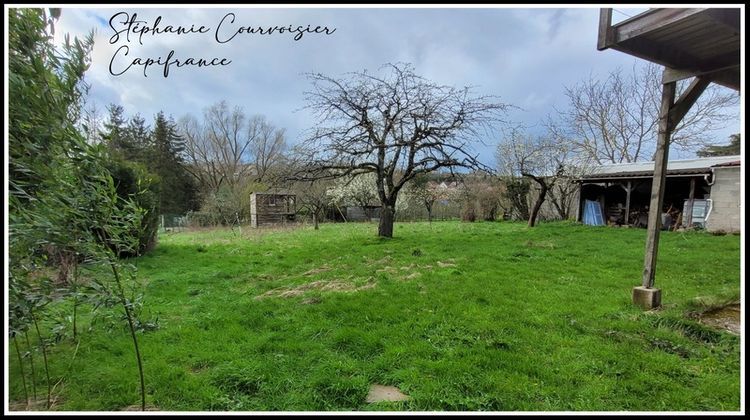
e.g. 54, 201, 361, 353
581, 155, 741, 180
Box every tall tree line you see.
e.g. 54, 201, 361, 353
98, 105, 200, 216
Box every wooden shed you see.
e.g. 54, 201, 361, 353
249, 192, 297, 228
575, 155, 741, 232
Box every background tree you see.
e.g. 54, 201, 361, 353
150, 111, 199, 215
327, 173, 379, 219
292, 62, 510, 237
123, 113, 151, 162
696, 133, 741, 157
80, 103, 104, 144
405, 174, 443, 223
496, 126, 572, 227
178, 102, 286, 222
292, 179, 334, 230
557, 62, 739, 164
456, 175, 504, 222
499, 178, 531, 221
248, 115, 288, 184
179, 101, 253, 195
102, 104, 133, 159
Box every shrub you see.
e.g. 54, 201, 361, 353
461, 204, 477, 222
105, 158, 160, 256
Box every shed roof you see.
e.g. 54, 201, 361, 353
250, 191, 295, 196
579, 155, 741, 182
598, 8, 740, 90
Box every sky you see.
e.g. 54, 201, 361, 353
46, 5, 741, 166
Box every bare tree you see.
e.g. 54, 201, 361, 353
80, 103, 104, 145
457, 175, 504, 222
405, 174, 446, 223
179, 102, 288, 200
545, 177, 579, 221
292, 179, 332, 230
291, 62, 510, 237
178, 101, 252, 195
558, 62, 739, 164
496, 126, 572, 227
247, 115, 288, 183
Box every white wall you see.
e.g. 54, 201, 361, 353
706, 167, 741, 232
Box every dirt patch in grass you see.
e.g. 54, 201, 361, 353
302, 265, 332, 276
255, 278, 376, 300
366, 255, 393, 265
698, 303, 740, 335
7, 395, 64, 411
401, 272, 422, 281
437, 260, 456, 268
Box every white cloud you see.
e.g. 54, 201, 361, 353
47, 6, 739, 166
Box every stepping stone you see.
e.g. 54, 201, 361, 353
366, 384, 410, 403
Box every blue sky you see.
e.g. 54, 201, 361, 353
49, 6, 741, 166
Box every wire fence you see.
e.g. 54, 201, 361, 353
159, 214, 188, 233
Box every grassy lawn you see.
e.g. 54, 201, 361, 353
8, 221, 741, 411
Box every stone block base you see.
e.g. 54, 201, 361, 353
632, 286, 661, 310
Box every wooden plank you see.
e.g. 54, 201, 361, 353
615, 36, 704, 69
612, 8, 706, 44
668, 76, 710, 131
597, 8, 614, 50
642, 80, 676, 289
662, 64, 738, 84
707, 67, 740, 91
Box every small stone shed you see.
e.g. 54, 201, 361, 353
249, 192, 297, 228
575, 155, 741, 232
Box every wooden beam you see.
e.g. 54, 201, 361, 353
597, 8, 614, 50
668, 76, 710, 131
686, 177, 696, 227
609, 36, 704, 71
612, 8, 706, 44
642, 80, 676, 289
707, 67, 741, 91
577, 183, 585, 222
622, 181, 633, 226
662, 64, 739, 84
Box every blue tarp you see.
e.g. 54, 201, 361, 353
582, 200, 605, 226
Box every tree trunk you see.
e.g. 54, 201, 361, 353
424, 200, 434, 224
313, 212, 319, 230
528, 183, 549, 228
378, 204, 395, 237
13, 336, 29, 407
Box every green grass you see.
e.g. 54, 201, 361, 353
8, 221, 741, 411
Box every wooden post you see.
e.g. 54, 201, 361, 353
597, 9, 613, 50
686, 177, 696, 227
642, 81, 676, 289
621, 181, 632, 225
